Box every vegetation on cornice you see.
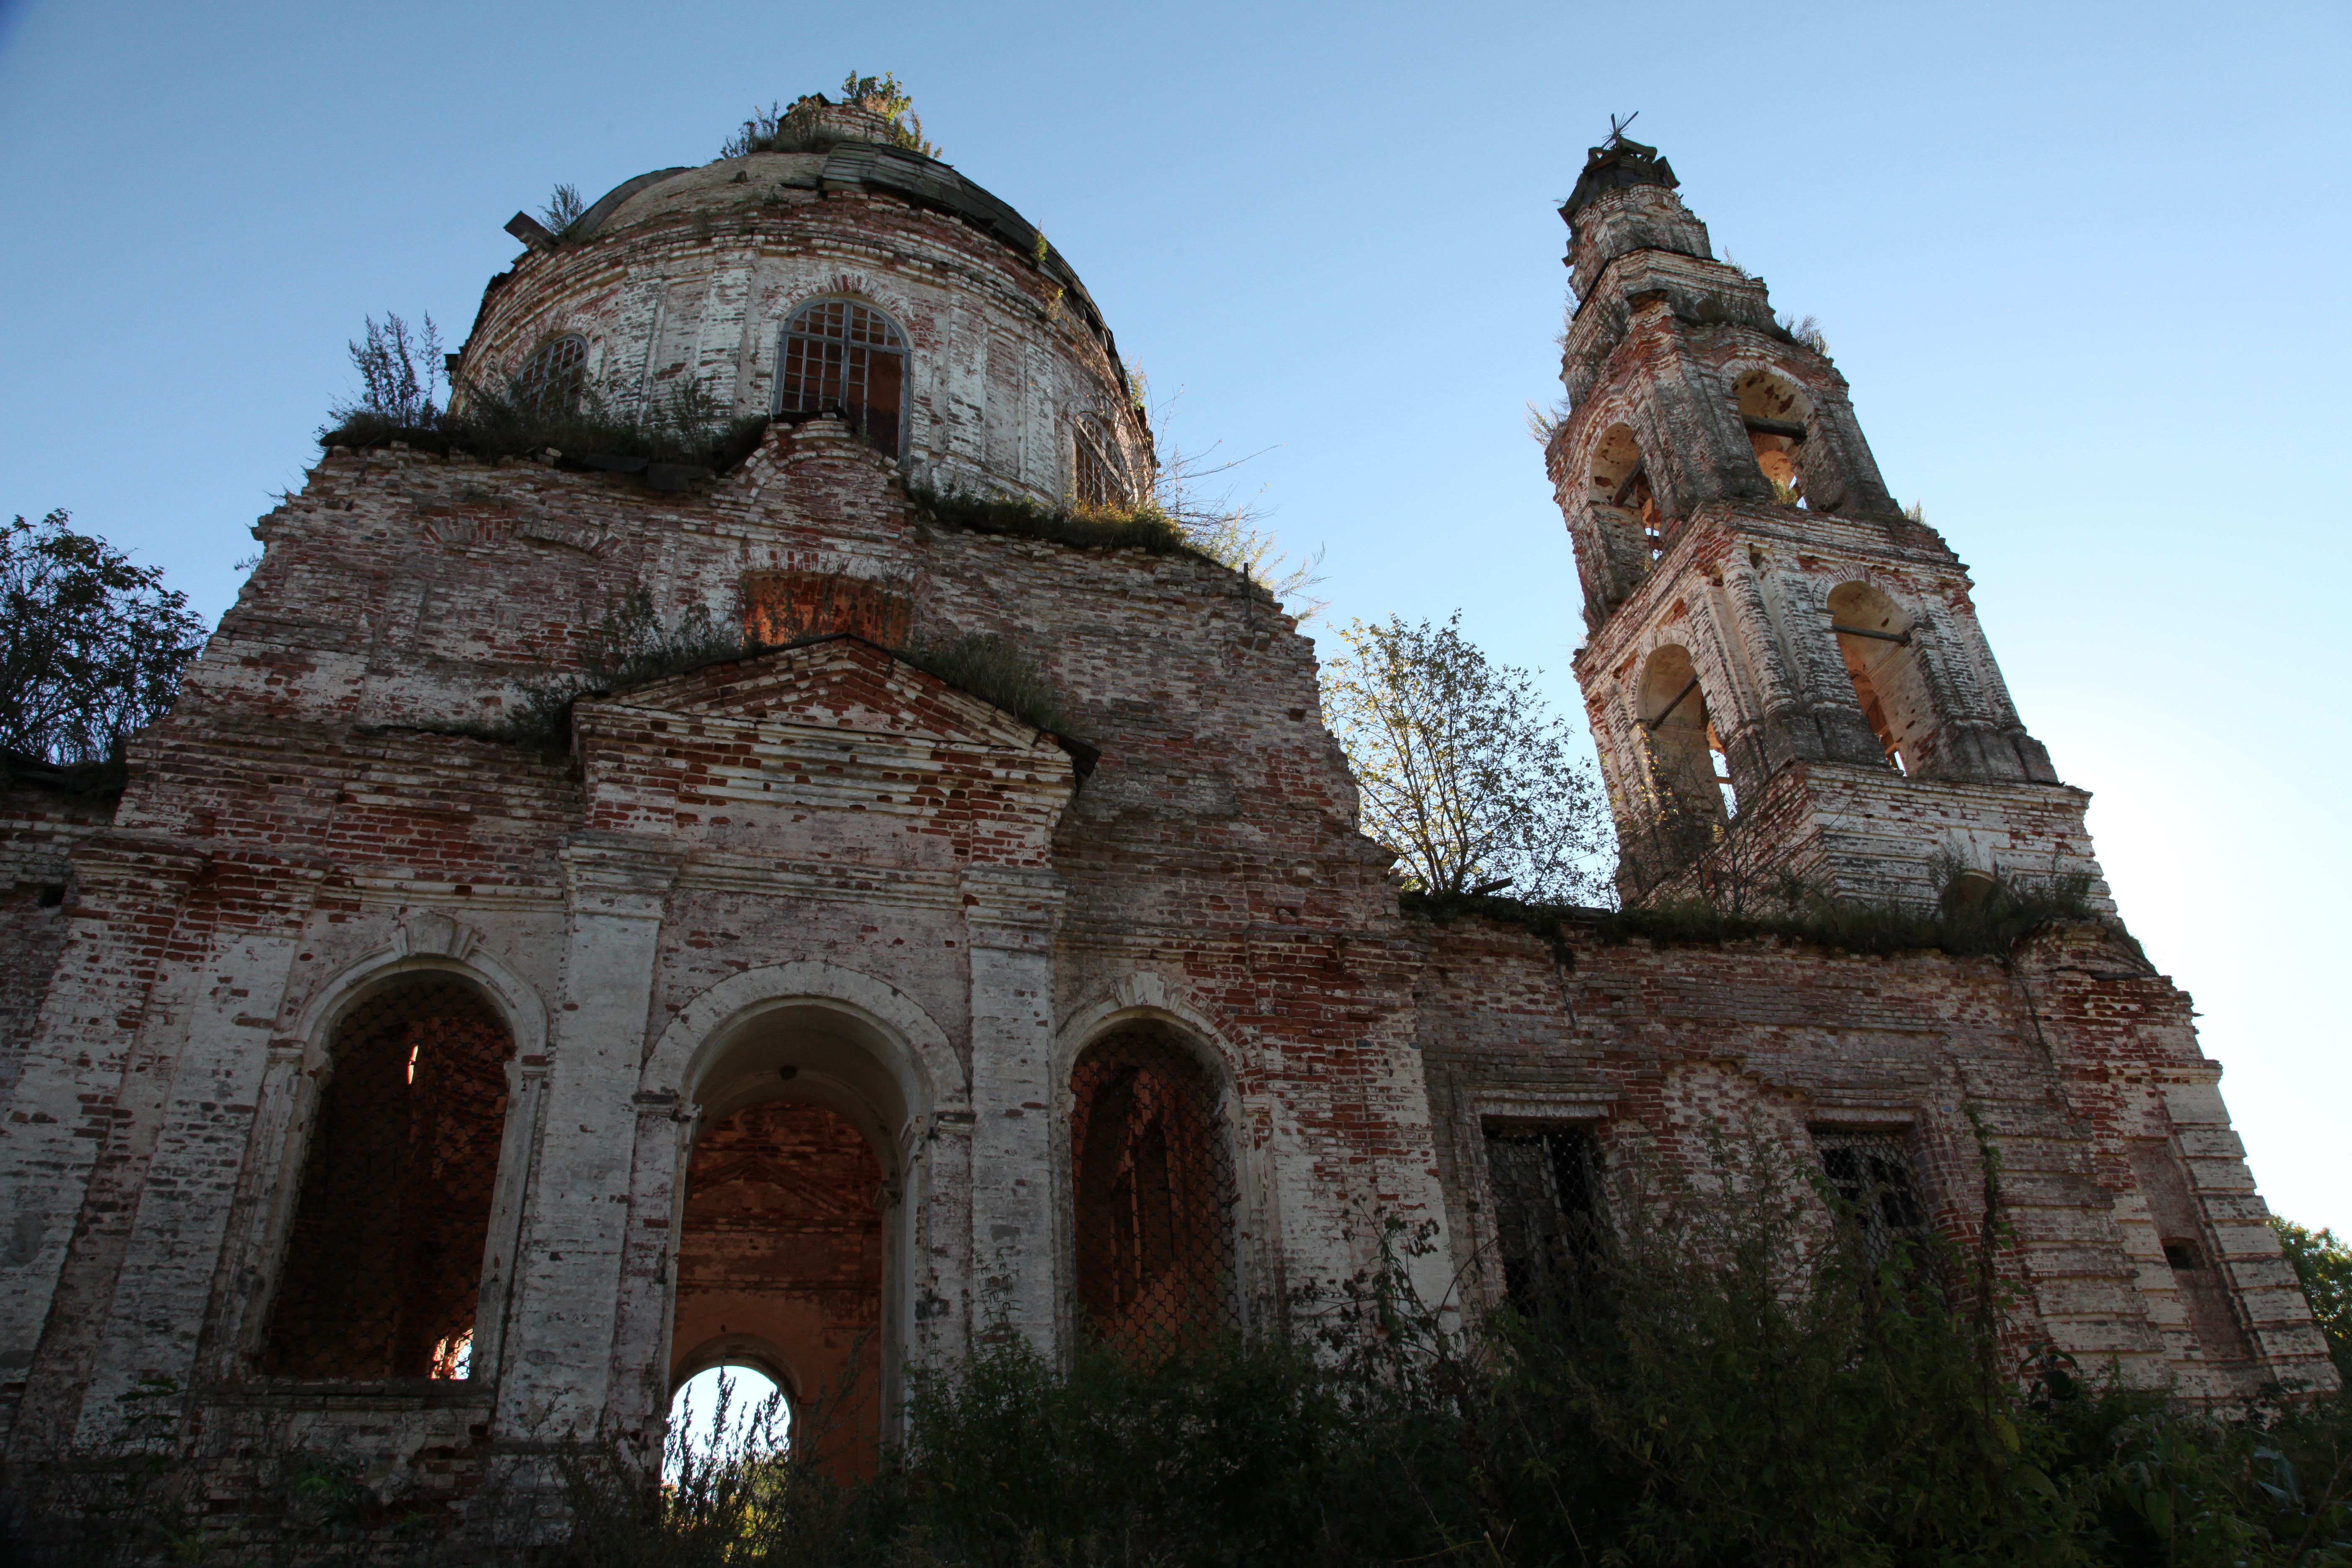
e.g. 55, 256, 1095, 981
321, 377, 770, 482
1403, 873, 2122, 965
905, 480, 1197, 559
402, 591, 1072, 754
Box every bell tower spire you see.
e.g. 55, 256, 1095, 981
1551, 131, 2103, 909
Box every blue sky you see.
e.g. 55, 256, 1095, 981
3, 0, 2347, 1228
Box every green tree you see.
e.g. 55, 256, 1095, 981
2274, 1215, 2352, 1377
1319, 612, 1611, 903
0, 510, 207, 766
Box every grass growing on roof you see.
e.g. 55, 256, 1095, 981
906, 480, 1197, 558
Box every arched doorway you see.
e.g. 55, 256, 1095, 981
670, 1002, 913, 1475
672, 1102, 881, 1468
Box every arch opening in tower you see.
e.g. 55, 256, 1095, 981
1826, 582, 1933, 776
1734, 369, 1812, 508
1589, 423, 1664, 564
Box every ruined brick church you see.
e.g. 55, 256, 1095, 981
0, 101, 2331, 1497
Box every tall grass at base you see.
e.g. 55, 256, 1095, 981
11, 1140, 2351, 1565
529, 1131, 2352, 1567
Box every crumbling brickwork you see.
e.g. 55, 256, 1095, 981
0, 114, 2328, 1535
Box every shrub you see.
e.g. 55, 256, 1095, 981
722, 73, 941, 160
14, 1173, 2352, 1565
520, 1139, 2352, 1567
331, 312, 444, 430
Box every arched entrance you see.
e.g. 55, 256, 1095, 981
670, 1001, 913, 1475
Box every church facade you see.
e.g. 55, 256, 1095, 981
0, 103, 2330, 1503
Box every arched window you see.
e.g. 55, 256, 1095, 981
1638, 645, 1735, 823
1590, 423, 1663, 560
1070, 1027, 1237, 1353
778, 300, 908, 456
1734, 369, 1812, 505
1827, 582, 1934, 774
262, 976, 516, 1380
516, 333, 589, 418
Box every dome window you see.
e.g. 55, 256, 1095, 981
516, 333, 588, 418
778, 300, 908, 456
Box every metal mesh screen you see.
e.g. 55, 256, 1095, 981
262, 977, 515, 1380
1813, 1130, 1928, 1268
779, 301, 906, 455
1483, 1124, 1604, 1308
517, 333, 588, 418
1070, 1029, 1238, 1352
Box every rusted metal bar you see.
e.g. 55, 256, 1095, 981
1831, 624, 1910, 645
1613, 462, 1648, 510
1644, 676, 1701, 731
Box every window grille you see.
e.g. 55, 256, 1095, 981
1812, 1130, 1928, 1268
1483, 1124, 1604, 1307
1070, 416, 1121, 508
1070, 1029, 1238, 1353
516, 333, 588, 418
778, 300, 907, 456
262, 977, 515, 1380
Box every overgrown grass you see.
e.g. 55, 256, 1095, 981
320, 378, 771, 479
405, 592, 1072, 753
1406, 873, 2117, 964
1598, 873, 2118, 959
12, 1137, 2350, 1566
892, 631, 1067, 736
558, 1140, 2351, 1568
906, 479, 1198, 558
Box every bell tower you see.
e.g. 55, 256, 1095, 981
1551, 131, 2106, 909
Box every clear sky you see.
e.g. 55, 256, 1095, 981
3, 1, 2346, 1228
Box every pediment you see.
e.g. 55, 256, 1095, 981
571, 636, 1078, 866
600, 635, 1070, 762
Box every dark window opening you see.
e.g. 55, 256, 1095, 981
517, 333, 589, 418
1071, 1029, 1238, 1354
1483, 1124, 1604, 1308
1813, 1130, 1928, 1269
2162, 1239, 2205, 1271
262, 977, 515, 1380
778, 300, 907, 457
36, 883, 64, 908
